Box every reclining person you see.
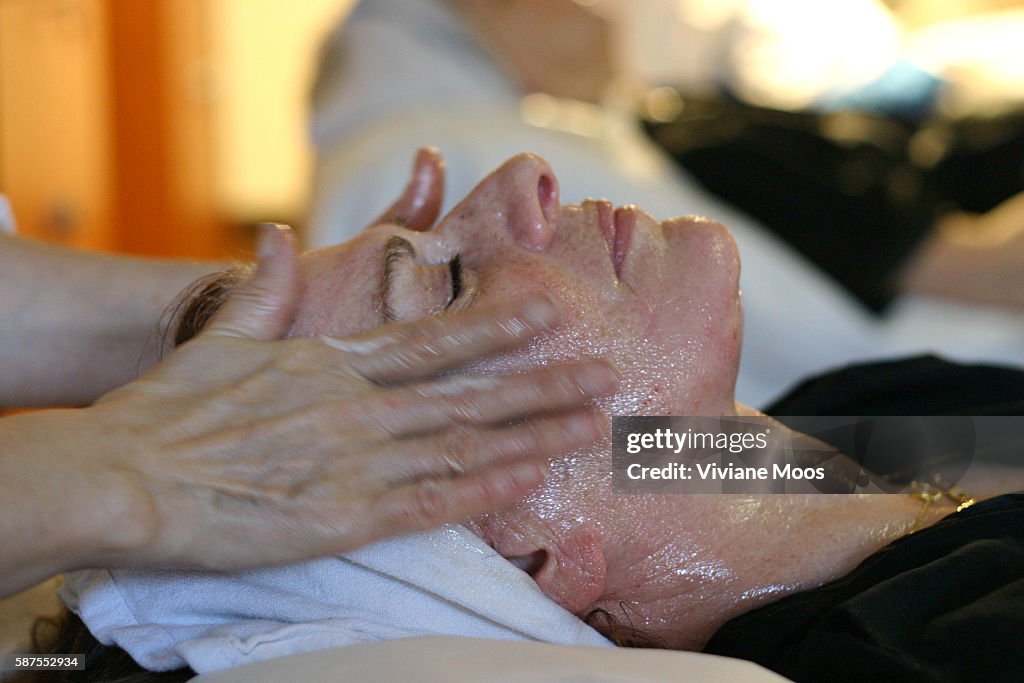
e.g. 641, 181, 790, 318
310, 0, 1024, 410
37, 152, 1024, 683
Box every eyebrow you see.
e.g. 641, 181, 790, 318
380, 235, 415, 323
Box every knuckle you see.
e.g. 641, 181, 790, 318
400, 480, 449, 525
474, 473, 508, 504
276, 339, 327, 372
518, 419, 547, 450
487, 422, 538, 460
364, 389, 443, 436
404, 321, 445, 351
438, 425, 483, 472
447, 390, 486, 422
375, 346, 431, 376
513, 377, 553, 406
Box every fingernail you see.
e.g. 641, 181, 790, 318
522, 295, 560, 330
576, 362, 619, 395
510, 460, 550, 486
567, 412, 602, 441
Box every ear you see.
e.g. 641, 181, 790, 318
531, 528, 607, 615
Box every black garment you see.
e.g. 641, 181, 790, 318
771, 355, 1024, 476
644, 97, 1024, 312
702, 357, 1024, 682
704, 494, 1024, 683
768, 355, 1024, 418
644, 98, 938, 312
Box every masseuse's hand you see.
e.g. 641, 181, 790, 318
0, 148, 613, 597
75, 224, 614, 575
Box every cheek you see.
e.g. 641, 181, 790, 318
463, 257, 631, 367
466, 254, 725, 417
631, 226, 740, 413
467, 451, 611, 550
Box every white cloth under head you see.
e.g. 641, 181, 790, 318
59, 525, 611, 674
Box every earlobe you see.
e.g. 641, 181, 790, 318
531, 528, 607, 615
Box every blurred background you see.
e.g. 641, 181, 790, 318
0, 0, 353, 258
1, 0, 1022, 259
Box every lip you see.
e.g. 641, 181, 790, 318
594, 201, 635, 278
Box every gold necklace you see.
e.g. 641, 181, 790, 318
908, 477, 977, 534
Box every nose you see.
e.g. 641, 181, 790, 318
494, 154, 560, 252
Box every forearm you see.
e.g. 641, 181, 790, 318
0, 234, 224, 406
0, 409, 146, 597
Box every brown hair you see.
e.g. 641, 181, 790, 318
159, 266, 250, 351
584, 605, 664, 649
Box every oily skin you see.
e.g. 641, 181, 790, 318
289, 152, 741, 424
283, 153, 926, 650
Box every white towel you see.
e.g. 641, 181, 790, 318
59, 525, 611, 674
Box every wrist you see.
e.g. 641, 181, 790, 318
62, 405, 161, 568
0, 408, 156, 594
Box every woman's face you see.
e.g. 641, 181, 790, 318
291, 153, 742, 638
293, 153, 741, 418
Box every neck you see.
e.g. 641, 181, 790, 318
603, 411, 952, 650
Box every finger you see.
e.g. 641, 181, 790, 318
204, 223, 300, 341
368, 148, 445, 232
369, 410, 606, 485
366, 360, 619, 436
338, 296, 563, 383
369, 460, 550, 540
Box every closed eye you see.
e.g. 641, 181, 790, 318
447, 254, 462, 308
381, 236, 415, 322
381, 237, 468, 322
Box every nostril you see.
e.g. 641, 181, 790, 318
537, 173, 557, 222
502, 158, 559, 251
508, 549, 548, 577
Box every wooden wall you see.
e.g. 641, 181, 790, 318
0, 0, 240, 258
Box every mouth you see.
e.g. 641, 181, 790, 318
595, 201, 636, 278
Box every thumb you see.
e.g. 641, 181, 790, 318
204, 223, 300, 341
369, 147, 445, 231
